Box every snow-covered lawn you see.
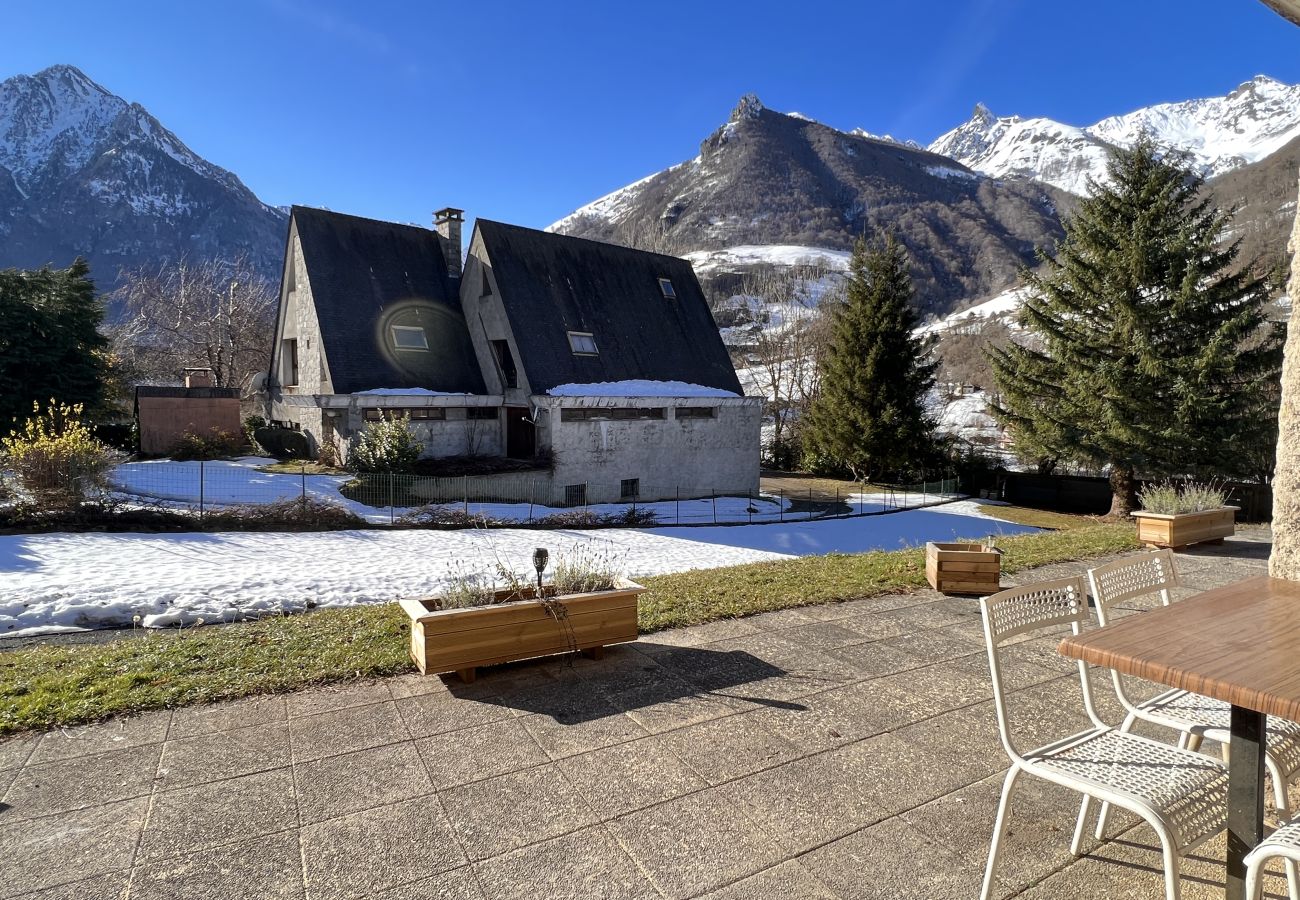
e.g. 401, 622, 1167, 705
0, 501, 1036, 635
108, 457, 953, 525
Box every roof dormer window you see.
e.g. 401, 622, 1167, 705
658, 278, 676, 299
391, 325, 429, 350
567, 331, 598, 355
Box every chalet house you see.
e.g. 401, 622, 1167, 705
262, 206, 762, 504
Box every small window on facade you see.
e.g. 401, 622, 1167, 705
480, 272, 493, 297
491, 339, 518, 388
391, 325, 429, 350
658, 278, 676, 299
282, 338, 299, 386
620, 478, 640, 499
561, 407, 665, 422
676, 407, 716, 419
466, 407, 498, 420
565, 483, 587, 507
567, 331, 598, 355
363, 407, 444, 422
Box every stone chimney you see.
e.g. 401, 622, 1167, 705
434, 207, 464, 278
184, 367, 214, 388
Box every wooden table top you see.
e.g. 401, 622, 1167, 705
1059, 575, 1300, 722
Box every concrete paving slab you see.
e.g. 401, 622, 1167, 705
8, 871, 129, 900
606, 789, 787, 899
659, 711, 806, 785
128, 830, 304, 900
414, 717, 549, 790
473, 825, 660, 900
556, 736, 707, 817
440, 763, 599, 861
167, 694, 286, 739
156, 720, 289, 789
298, 796, 465, 900
288, 699, 409, 762
27, 710, 170, 764
293, 741, 431, 825
2, 742, 160, 820
695, 860, 842, 899
137, 767, 297, 862
0, 798, 146, 898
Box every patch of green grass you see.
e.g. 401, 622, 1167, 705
637, 523, 1137, 631
975, 504, 1104, 531
0, 523, 1138, 735
255, 460, 346, 475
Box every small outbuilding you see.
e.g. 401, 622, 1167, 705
135, 368, 242, 456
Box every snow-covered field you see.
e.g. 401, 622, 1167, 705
0, 501, 1036, 635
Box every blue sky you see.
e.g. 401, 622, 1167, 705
6, 0, 1300, 231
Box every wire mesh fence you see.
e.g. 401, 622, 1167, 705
1, 458, 967, 531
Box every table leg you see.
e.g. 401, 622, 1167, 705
1226, 705, 1265, 899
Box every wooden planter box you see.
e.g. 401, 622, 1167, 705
399, 579, 645, 682
1132, 506, 1238, 550
925, 542, 1002, 595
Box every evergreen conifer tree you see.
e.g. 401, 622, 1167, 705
0, 259, 108, 430
989, 136, 1282, 516
803, 236, 938, 481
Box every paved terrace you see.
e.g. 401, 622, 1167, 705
1, 532, 1293, 899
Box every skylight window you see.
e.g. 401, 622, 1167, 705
567, 331, 599, 355
391, 325, 429, 350
658, 278, 676, 299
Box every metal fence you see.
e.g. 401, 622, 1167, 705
3, 458, 966, 530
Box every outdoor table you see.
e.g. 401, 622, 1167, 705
1058, 575, 1300, 900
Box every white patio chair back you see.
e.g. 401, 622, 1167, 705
1245, 818, 1300, 900
1088, 551, 1179, 714
977, 576, 1229, 900
981, 575, 1104, 763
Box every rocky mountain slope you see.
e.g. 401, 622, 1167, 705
931, 75, 1300, 195
549, 95, 1068, 317
0, 65, 286, 288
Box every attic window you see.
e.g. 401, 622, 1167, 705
391, 325, 429, 350
567, 331, 599, 355
658, 278, 677, 299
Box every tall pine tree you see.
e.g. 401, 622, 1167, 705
0, 259, 109, 431
989, 136, 1282, 516
803, 236, 938, 481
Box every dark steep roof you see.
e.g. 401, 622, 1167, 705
290, 206, 485, 395
474, 221, 743, 395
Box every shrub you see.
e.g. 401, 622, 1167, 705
201, 497, 366, 531
170, 428, 242, 461
398, 504, 503, 528
1137, 480, 1230, 515
1, 401, 117, 513
243, 414, 266, 446
551, 542, 623, 594
348, 414, 422, 474
254, 425, 311, 459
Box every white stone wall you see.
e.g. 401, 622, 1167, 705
532, 396, 763, 503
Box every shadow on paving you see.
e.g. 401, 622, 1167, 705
454, 645, 805, 724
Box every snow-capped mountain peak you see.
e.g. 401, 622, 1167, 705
0, 64, 286, 282
929, 74, 1300, 195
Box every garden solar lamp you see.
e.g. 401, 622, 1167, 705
533, 547, 549, 591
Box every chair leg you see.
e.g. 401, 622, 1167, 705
1186, 732, 1204, 753
1071, 795, 1095, 857
981, 767, 1023, 900
1160, 832, 1182, 900
1095, 714, 1142, 842
1244, 853, 1264, 900
1177, 731, 1190, 750
1266, 766, 1299, 900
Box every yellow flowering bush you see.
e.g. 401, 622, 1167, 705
2, 401, 116, 512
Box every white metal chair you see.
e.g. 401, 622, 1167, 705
1087, 551, 1300, 849
979, 576, 1229, 900
1246, 818, 1300, 900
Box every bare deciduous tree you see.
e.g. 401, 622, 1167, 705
109, 255, 276, 389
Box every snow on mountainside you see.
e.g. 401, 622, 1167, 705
549, 94, 1065, 317
930, 75, 1300, 195
0, 64, 286, 283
